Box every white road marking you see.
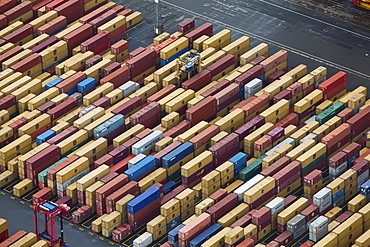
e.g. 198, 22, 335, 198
161, 0, 370, 80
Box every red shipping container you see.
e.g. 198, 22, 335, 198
300, 240, 315, 247
182, 70, 212, 92
272, 161, 301, 192
287, 82, 303, 97
329, 151, 347, 169
274, 113, 299, 128
38, 15, 67, 35
230, 96, 256, 113
103, 62, 120, 76
249, 56, 266, 66
163, 120, 191, 138
284, 195, 297, 207
72, 205, 92, 223
206, 193, 238, 222
26, 145, 60, 171
47, 97, 78, 120
347, 106, 370, 138
300, 204, 319, 224
0, 95, 16, 110
201, 79, 230, 98
81, 31, 110, 53
96, 174, 129, 203
63, 24, 94, 55
161, 242, 174, 247
235, 238, 254, 247
189, 125, 220, 150
92, 96, 110, 109
3, 1, 32, 24
0, 0, 17, 14
108, 146, 128, 164
111, 223, 132, 242
178, 213, 211, 241
186, 96, 216, 126
178, 18, 195, 34
117, 9, 133, 17
4, 24, 33, 45
129, 47, 145, 59
55, 196, 72, 206
100, 66, 130, 87
251, 207, 271, 225
47, 126, 79, 145
112, 96, 141, 115
230, 213, 252, 228
260, 50, 288, 73
54, 0, 83, 24
234, 115, 265, 142
322, 123, 351, 154
9, 118, 27, 135
55, 71, 87, 93
303, 169, 322, 187
147, 85, 177, 104
46, 155, 79, 181
0, 230, 27, 247
335, 211, 353, 223
254, 135, 272, 152
0, 39, 6, 47
88, 9, 117, 33
45, 0, 69, 11
337, 107, 354, 122
318, 71, 346, 98
111, 39, 128, 55
79, 6, 108, 24
136, 128, 153, 140
185, 23, 213, 46
32, 187, 53, 204
127, 198, 160, 230
303, 84, 315, 97
265, 241, 280, 247
105, 181, 140, 214
126, 49, 156, 79
274, 231, 293, 245
152, 36, 179, 58
0, 46, 24, 68
111, 5, 125, 13
100, 171, 119, 183
182, 162, 214, 188
130, 102, 160, 129
10, 53, 41, 74
241, 94, 269, 119
273, 90, 292, 104
160, 185, 186, 205
208, 188, 228, 203
209, 133, 239, 165
249, 188, 275, 210
234, 65, 264, 88
206, 54, 235, 78
268, 126, 284, 143
37, 101, 56, 114
109, 155, 135, 174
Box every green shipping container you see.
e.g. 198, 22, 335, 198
315, 102, 345, 125
239, 155, 266, 181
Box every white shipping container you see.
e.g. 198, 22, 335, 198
133, 232, 153, 247
119, 81, 140, 97
329, 161, 347, 176
244, 78, 262, 99
128, 154, 146, 169
265, 137, 295, 156
304, 115, 316, 125
300, 133, 318, 145
313, 188, 332, 213
309, 216, 328, 242
79, 105, 96, 118
132, 130, 163, 155
287, 214, 306, 233
56, 168, 90, 191
265, 197, 285, 215
234, 174, 265, 201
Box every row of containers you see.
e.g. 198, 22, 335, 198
0, 1, 370, 246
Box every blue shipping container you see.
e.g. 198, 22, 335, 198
189, 224, 223, 247
348, 153, 359, 166
94, 114, 124, 139
36, 130, 56, 145
162, 142, 194, 168
293, 225, 306, 239
160, 47, 190, 67
167, 215, 181, 231
229, 152, 247, 176
124, 156, 156, 181
77, 78, 96, 94
163, 181, 178, 195
45, 78, 63, 90
66, 87, 77, 96
126, 186, 160, 214
168, 224, 185, 247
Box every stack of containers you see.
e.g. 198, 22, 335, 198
0, 218, 8, 242
303, 169, 323, 199
309, 216, 329, 242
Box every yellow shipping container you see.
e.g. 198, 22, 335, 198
28, 87, 60, 110
11, 78, 43, 101
83, 83, 114, 106
161, 198, 180, 217
175, 188, 195, 213
217, 203, 249, 227
332, 213, 363, 241
193, 35, 209, 52
200, 50, 226, 71
113, 124, 145, 148
64, 51, 94, 73
178, 121, 209, 143
83, 113, 114, 137
13, 178, 33, 197
211, 131, 228, 146
277, 198, 308, 225
339, 86, 367, 106
91, 214, 108, 233
154, 136, 173, 152
126, 12, 142, 29
1, 76, 32, 96
244, 123, 275, 148
116, 193, 135, 215
85, 181, 104, 206
0, 170, 16, 188
215, 109, 244, 133
0, 110, 10, 125
18, 114, 50, 137
222, 36, 250, 60
240, 43, 268, 65
298, 74, 315, 89
263, 75, 293, 99
158, 88, 185, 112
56, 129, 89, 156
50, 93, 68, 105
348, 93, 366, 109
28, 10, 58, 32
310, 66, 327, 83
75, 138, 108, 165
98, 15, 126, 33
203, 29, 231, 51
161, 112, 180, 129
153, 32, 170, 46
165, 89, 195, 113
102, 211, 122, 230
0, 72, 23, 91
348, 194, 367, 213
2, 49, 33, 70
195, 198, 214, 216
325, 207, 342, 223
0, 21, 23, 39
296, 143, 326, 168
0, 68, 14, 81
202, 227, 231, 247
260, 99, 289, 124
243, 177, 275, 204
225, 227, 244, 245
339, 169, 357, 187
284, 64, 308, 81
327, 178, 345, 195
39, 41, 68, 69
77, 166, 109, 195
106, 88, 124, 105
181, 151, 213, 177
74, 107, 105, 129
160, 37, 188, 60
316, 100, 333, 115
22, 34, 50, 50
200, 47, 217, 62
30, 240, 49, 247
264, 60, 288, 79
355, 229, 370, 247
9, 232, 37, 247
313, 232, 338, 247
244, 224, 258, 239
129, 82, 158, 104
295, 90, 324, 114
153, 60, 178, 84
187, 95, 205, 108
56, 157, 89, 184
139, 168, 167, 193
84, 59, 113, 82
